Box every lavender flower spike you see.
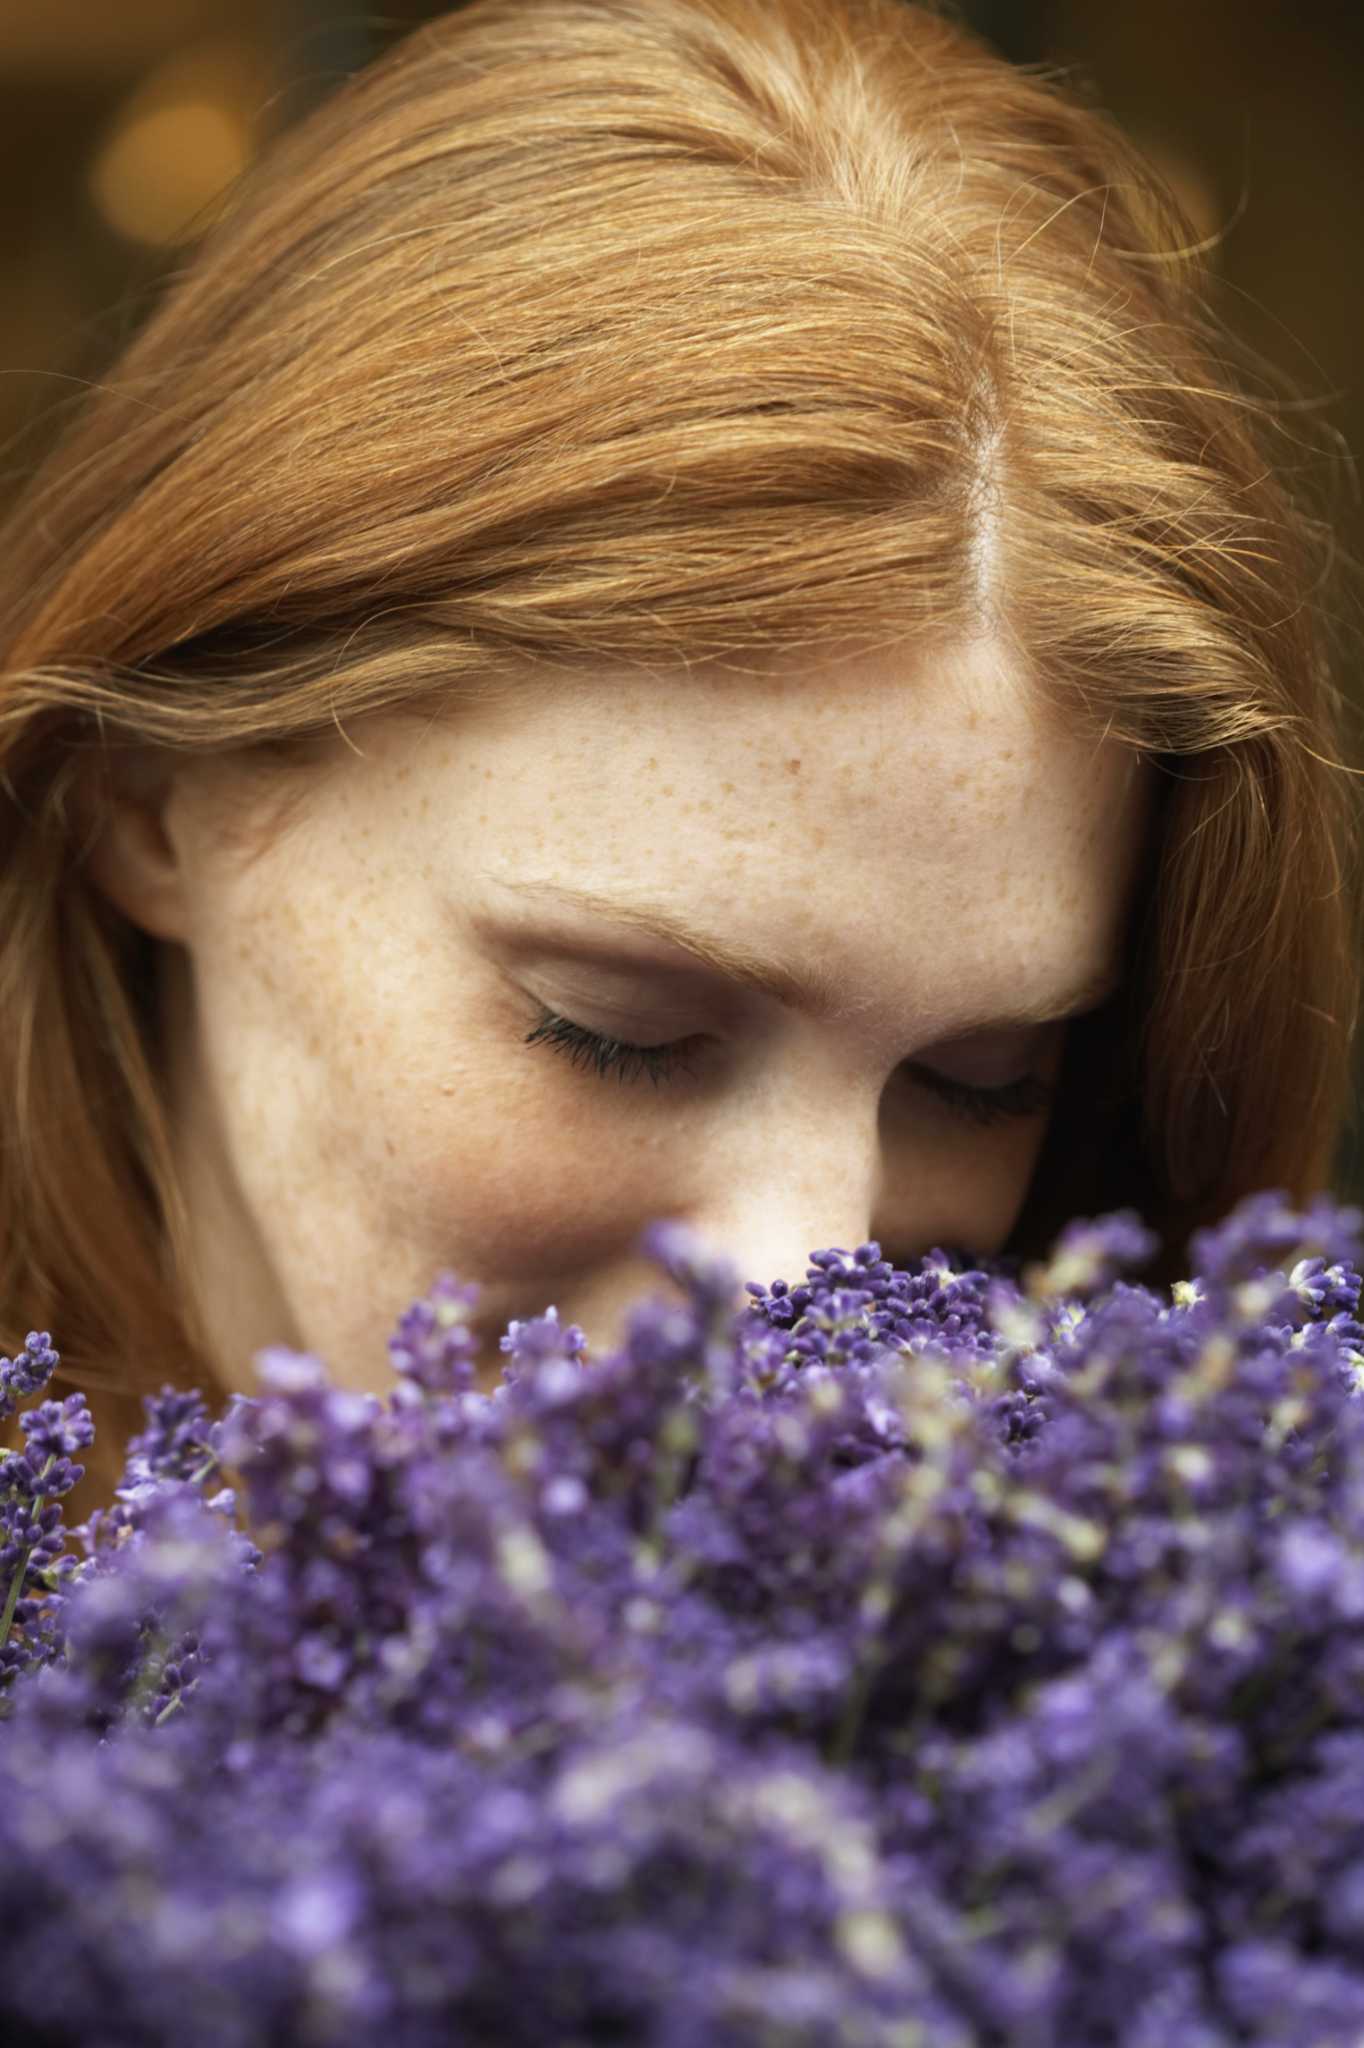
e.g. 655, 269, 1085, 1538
0, 1331, 60, 1421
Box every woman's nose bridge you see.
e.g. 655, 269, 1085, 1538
675, 1106, 891, 1305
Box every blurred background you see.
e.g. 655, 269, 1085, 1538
2, 0, 1361, 1200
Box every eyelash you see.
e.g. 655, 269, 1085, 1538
522, 1005, 1057, 1128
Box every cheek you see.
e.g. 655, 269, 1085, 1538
411, 965, 699, 1276
192, 880, 672, 1276
873, 1097, 1052, 1259
962, 1132, 1049, 1253
416, 1063, 684, 1279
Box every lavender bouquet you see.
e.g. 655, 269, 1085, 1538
3, 1189, 1364, 2048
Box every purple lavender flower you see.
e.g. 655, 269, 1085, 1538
387, 1270, 486, 1396
0, 1329, 59, 1418
0, 1188, 1361, 2044
1, 1336, 94, 1700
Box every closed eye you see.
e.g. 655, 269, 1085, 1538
521, 1006, 1057, 1129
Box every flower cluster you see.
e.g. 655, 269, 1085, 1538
2, 1188, 1363, 2046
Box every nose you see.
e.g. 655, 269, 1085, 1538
587, 1169, 889, 1364
660, 1097, 896, 1322
551, 1075, 995, 1373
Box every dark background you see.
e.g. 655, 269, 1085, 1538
4, 0, 1361, 1201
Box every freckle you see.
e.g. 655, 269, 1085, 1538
786, 758, 802, 776
660, 785, 674, 798
810, 825, 827, 850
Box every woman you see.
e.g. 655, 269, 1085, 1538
1, 0, 1359, 1517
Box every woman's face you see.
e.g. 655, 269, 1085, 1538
91, 636, 1151, 1398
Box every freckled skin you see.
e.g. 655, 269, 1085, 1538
92, 636, 1152, 1400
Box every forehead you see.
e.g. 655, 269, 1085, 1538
328, 634, 1152, 1036
433, 636, 1147, 893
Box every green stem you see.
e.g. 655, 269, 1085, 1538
0, 1453, 56, 1657
826, 1635, 887, 1773
641, 1404, 699, 1565
126, 1626, 174, 1721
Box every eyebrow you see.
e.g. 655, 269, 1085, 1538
484, 877, 1123, 1034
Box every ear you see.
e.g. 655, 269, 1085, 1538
75, 747, 195, 944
